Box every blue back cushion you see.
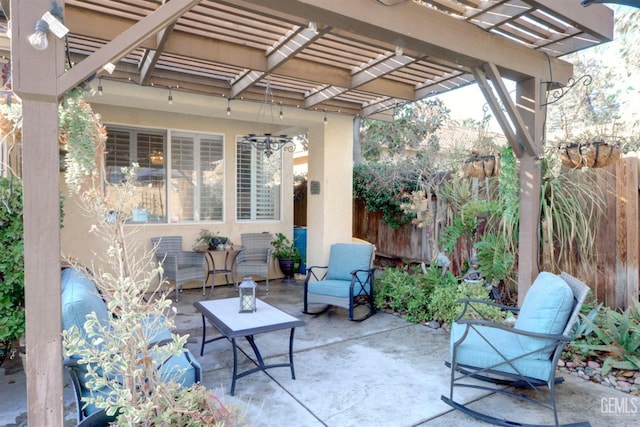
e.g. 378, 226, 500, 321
515, 272, 573, 335
61, 269, 109, 340
326, 243, 373, 281
515, 272, 574, 358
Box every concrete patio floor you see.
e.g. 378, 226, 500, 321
1, 277, 637, 426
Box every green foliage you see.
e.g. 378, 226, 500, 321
194, 230, 229, 248
360, 99, 449, 161
539, 162, 604, 273
271, 232, 299, 260
59, 88, 107, 193
353, 161, 422, 228
571, 302, 640, 374
427, 280, 505, 325
572, 301, 603, 340
0, 177, 25, 347
438, 174, 499, 272
473, 232, 514, 286
374, 265, 434, 323
494, 145, 519, 253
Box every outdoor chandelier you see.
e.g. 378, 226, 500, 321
240, 80, 294, 158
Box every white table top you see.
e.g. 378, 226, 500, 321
195, 298, 305, 338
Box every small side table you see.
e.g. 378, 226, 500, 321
205, 248, 241, 297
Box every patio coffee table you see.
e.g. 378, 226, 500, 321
194, 298, 305, 395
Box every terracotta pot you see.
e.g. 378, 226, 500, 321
561, 141, 622, 169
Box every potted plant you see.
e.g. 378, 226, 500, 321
211, 232, 230, 250
271, 233, 299, 283
193, 230, 230, 251
560, 140, 622, 169
194, 229, 216, 251
462, 113, 501, 178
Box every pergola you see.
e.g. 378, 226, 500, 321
6, 0, 614, 424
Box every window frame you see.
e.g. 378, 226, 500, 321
235, 136, 283, 223
103, 124, 226, 225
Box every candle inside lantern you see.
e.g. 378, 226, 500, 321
238, 277, 257, 313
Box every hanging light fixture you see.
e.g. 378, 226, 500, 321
240, 79, 294, 158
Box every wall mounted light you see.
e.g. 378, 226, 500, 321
226, 98, 231, 116
168, 87, 173, 104
279, 102, 283, 120
97, 77, 103, 96
323, 109, 328, 125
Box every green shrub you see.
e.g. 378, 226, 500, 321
427, 280, 505, 325
0, 177, 25, 351
374, 266, 432, 323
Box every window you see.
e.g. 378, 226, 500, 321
236, 139, 282, 221
171, 132, 224, 222
105, 127, 167, 223
104, 126, 224, 223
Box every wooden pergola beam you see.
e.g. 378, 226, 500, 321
482, 63, 539, 157
248, 0, 575, 84
139, 22, 177, 85
58, 0, 202, 97
471, 66, 523, 158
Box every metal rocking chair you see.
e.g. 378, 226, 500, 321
441, 271, 591, 427
303, 242, 376, 321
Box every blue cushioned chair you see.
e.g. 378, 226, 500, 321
61, 267, 201, 424
303, 243, 376, 321
441, 271, 590, 427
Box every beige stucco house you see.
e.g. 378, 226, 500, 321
2, 1, 615, 424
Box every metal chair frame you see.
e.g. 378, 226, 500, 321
441, 272, 591, 427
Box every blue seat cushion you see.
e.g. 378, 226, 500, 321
514, 272, 574, 359
307, 279, 371, 298
451, 323, 554, 382
325, 244, 373, 282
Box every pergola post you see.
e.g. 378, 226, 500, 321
10, 0, 64, 425
516, 77, 545, 305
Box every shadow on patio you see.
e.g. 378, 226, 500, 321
0, 278, 636, 427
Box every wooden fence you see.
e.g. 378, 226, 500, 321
591, 155, 639, 310
295, 154, 640, 310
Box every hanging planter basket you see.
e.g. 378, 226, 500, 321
464, 154, 499, 178
560, 141, 622, 169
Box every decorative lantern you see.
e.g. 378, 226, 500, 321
239, 277, 257, 313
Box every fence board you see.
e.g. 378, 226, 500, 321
623, 156, 639, 308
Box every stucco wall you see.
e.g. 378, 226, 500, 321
60, 102, 295, 286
